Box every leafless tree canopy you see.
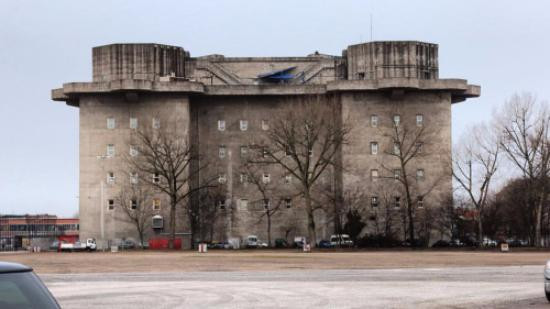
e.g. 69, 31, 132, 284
249, 95, 350, 247
495, 93, 550, 246
453, 123, 500, 244
125, 126, 208, 249
115, 184, 155, 248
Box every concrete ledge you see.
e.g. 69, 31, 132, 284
204, 84, 326, 96
60, 79, 205, 96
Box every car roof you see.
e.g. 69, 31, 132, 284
0, 261, 33, 274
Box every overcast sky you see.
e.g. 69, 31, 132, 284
1, 0, 549, 217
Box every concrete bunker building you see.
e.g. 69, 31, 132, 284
52, 41, 479, 247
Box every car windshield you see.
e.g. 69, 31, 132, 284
0, 271, 59, 309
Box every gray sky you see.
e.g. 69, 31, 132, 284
1, 0, 549, 217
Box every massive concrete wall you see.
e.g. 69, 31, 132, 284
93, 44, 188, 82
345, 41, 438, 80
79, 93, 190, 246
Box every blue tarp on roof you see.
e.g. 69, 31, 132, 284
257, 66, 297, 80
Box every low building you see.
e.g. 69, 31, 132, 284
0, 215, 79, 250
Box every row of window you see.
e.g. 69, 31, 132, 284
218, 198, 293, 210
106, 117, 160, 130
369, 141, 423, 156
106, 172, 159, 185
218, 173, 292, 185
217, 120, 269, 132
104, 144, 139, 158
107, 198, 161, 211
370, 114, 424, 128
370, 196, 424, 208
370, 168, 425, 180
105, 115, 423, 132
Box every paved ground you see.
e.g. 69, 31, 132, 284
3, 249, 550, 273
42, 266, 549, 309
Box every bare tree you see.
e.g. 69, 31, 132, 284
126, 127, 210, 249
249, 95, 350, 247
496, 93, 550, 247
115, 184, 154, 248
453, 123, 500, 245
241, 162, 288, 247
378, 109, 441, 247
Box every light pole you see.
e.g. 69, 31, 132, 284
96, 155, 107, 250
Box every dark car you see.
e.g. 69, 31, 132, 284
0, 261, 60, 308
274, 238, 288, 248
318, 240, 333, 248
431, 240, 450, 248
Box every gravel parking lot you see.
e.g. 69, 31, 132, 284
3, 250, 550, 308
42, 266, 547, 308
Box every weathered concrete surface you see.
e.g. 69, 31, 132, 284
42, 266, 545, 309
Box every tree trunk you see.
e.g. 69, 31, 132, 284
404, 189, 415, 247
304, 190, 317, 248
535, 193, 545, 248
267, 213, 272, 247
169, 197, 176, 250
477, 213, 483, 246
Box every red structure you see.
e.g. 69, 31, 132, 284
149, 237, 182, 250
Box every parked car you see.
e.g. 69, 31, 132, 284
545, 260, 550, 301
431, 240, 450, 248
482, 237, 497, 247
294, 236, 306, 248
275, 238, 288, 248
0, 261, 61, 308
450, 239, 464, 247
330, 234, 353, 247
318, 240, 333, 248
245, 235, 259, 248
119, 239, 136, 250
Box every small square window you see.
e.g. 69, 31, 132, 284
284, 198, 292, 209
218, 199, 226, 210
370, 115, 378, 127
153, 198, 161, 211
262, 173, 271, 184
106, 144, 115, 157
240, 146, 248, 157
152, 118, 161, 129
130, 172, 139, 184
129, 145, 138, 157
262, 147, 268, 158
371, 169, 379, 179
107, 117, 115, 129
371, 196, 379, 208
284, 175, 292, 184
261, 120, 269, 131
416, 142, 423, 154
107, 172, 115, 184
153, 172, 160, 184
416, 114, 424, 127
393, 115, 401, 126
218, 120, 226, 131
131, 199, 138, 210
417, 196, 424, 208
130, 117, 138, 129
240, 120, 248, 131
108, 199, 114, 210
219, 145, 226, 158
308, 148, 313, 157
394, 196, 401, 208
239, 199, 248, 211
393, 169, 401, 179
218, 174, 227, 184
393, 142, 400, 155
240, 173, 248, 183
416, 169, 425, 180
370, 142, 378, 155
263, 199, 270, 210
